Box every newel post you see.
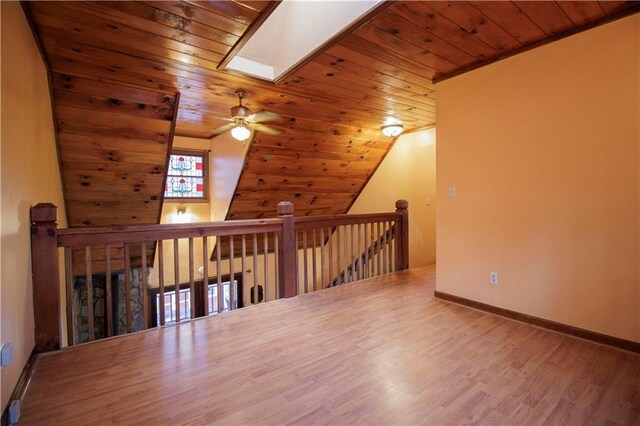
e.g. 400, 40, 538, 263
30, 203, 61, 352
277, 201, 297, 298
395, 200, 409, 271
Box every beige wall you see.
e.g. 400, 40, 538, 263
436, 15, 640, 342
349, 129, 437, 267
1, 1, 68, 410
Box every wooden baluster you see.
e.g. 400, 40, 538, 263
376, 222, 382, 276
390, 221, 398, 272
253, 233, 259, 305
387, 222, 393, 272
371, 223, 376, 277
343, 226, 349, 284
367, 222, 376, 278
158, 241, 166, 326
173, 239, 181, 323
274, 232, 279, 299
295, 231, 299, 291
328, 227, 334, 286
312, 229, 317, 291
217, 237, 223, 313
360, 224, 364, 279
353, 223, 362, 280
303, 230, 308, 294
105, 245, 113, 337
229, 236, 235, 310
141, 242, 148, 329
364, 222, 370, 279
382, 221, 388, 274
202, 237, 209, 316
188, 239, 195, 318
124, 243, 132, 333
320, 227, 326, 289
350, 224, 355, 282
388, 221, 394, 273
336, 226, 341, 285
382, 222, 387, 275
241, 235, 247, 307
263, 233, 269, 302
396, 200, 409, 270
64, 247, 74, 346
85, 246, 94, 341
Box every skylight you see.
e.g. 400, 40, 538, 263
226, 0, 382, 81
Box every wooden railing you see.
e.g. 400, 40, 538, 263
30, 200, 409, 351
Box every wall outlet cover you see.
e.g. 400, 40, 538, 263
490, 272, 499, 285
8, 400, 21, 425
0, 342, 14, 367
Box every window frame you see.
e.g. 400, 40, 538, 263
163, 149, 209, 203
147, 275, 244, 328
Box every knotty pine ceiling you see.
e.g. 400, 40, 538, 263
27, 1, 639, 226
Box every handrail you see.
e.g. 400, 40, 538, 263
57, 218, 284, 247
293, 212, 400, 229
29, 199, 409, 352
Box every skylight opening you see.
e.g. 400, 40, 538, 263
226, 0, 382, 82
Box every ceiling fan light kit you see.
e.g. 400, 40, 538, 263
211, 89, 282, 142
381, 123, 403, 138
231, 123, 251, 141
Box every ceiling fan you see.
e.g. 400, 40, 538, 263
210, 90, 282, 142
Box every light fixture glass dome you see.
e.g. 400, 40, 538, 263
231, 123, 251, 141
381, 124, 403, 138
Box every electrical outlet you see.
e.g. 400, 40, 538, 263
1, 343, 14, 368
490, 272, 499, 285
449, 186, 457, 198
425, 197, 431, 206
8, 400, 20, 424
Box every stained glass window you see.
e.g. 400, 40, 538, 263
164, 151, 207, 200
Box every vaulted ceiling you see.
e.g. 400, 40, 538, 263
26, 1, 639, 225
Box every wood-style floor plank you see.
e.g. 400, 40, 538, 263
20, 266, 640, 425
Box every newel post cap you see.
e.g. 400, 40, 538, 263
277, 201, 294, 216
31, 203, 58, 224
395, 199, 409, 210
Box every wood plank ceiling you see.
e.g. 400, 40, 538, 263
27, 1, 639, 225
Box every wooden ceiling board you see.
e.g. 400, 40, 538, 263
465, 2, 547, 45
367, 10, 478, 68
26, 0, 640, 238
427, 2, 524, 53
511, 2, 576, 36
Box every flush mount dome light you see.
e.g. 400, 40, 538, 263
231, 123, 251, 141
381, 123, 404, 138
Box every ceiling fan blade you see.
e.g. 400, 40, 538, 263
209, 122, 236, 139
252, 123, 281, 136
246, 111, 282, 123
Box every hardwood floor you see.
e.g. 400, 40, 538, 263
21, 266, 640, 425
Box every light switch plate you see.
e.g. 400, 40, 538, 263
449, 186, 457, 198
